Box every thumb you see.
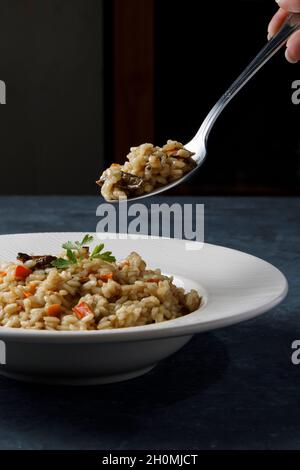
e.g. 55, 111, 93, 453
276, 0, 300, 13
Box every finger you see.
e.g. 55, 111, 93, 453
276, 0, 300, 13
286, 29, 300, 62
268, 8, 289, 39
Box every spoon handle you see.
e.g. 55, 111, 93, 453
198, 12, 300, 143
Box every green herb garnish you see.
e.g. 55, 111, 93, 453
62, 234, 94, 252
51, 234, 116, 269
66, 248, 77, 265
90, 244, 116, 263
51, 258, 71, 269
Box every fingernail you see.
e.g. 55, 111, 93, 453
285, 49, 298, 64
275, 0, 281, 4
267, 32, 273, 41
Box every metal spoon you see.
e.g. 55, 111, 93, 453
121, 12, 300, 202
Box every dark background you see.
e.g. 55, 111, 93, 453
0, 0, 299, 195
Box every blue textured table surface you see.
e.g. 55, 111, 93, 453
0, 196, 299, 450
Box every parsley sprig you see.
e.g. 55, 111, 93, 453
90, 244, 115, 263
51, 234, 116, 269
61, 234, 94, 252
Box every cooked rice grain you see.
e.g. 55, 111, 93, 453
0, 251, 201, 330
97, 140, 196, 201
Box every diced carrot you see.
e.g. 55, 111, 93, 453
0, 272, 6, 277
147, 278, 160, 283
28, 284, 37, 294
15, 265, 32, 279
24, 284, 37, 297
47, 304, 63, 316
99, 273, 113, 282
23, 291, 33, 298
72, 301, 93, 319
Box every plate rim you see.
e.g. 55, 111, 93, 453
0, 232, 288, 343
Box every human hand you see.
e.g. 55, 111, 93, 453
268, 0, 300, 63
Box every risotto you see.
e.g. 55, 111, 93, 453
97, 140, 196, 201
0, 235, 201, 331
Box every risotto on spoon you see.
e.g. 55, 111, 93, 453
97, 140, 196, 201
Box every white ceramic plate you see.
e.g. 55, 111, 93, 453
0, 233, 288, 385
